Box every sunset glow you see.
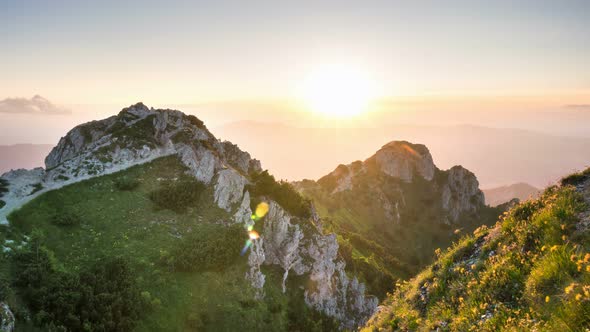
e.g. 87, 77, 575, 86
301, 65, 375, 117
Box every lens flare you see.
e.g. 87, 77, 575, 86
248, 230, 260, 240
240, 202, 268, 255
253, 202, 269, 220
240, 239, 252, 256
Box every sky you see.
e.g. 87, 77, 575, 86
1, 0, 589, 186
1, 0, 589, 104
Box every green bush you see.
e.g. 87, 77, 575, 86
561, 167, 590, 186
0, 200, 5, 209
51, 210, 82, 226
114, 176, 140, 191
30, 183, 43, 195
149, 178, 205, 212
167, 223, 244, 272
56, 174, 70, 181
13, 233, 146, 331
187, 114, 205, 128
248, 170, 311, 218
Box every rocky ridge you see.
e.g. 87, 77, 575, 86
0, 103, 376, 329
311, 141, 486, 225
0, 302, 14, 332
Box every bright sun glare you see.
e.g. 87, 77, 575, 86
302, 65, 374, 118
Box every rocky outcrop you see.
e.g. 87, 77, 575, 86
0, 302, 14, 332
372, 141, 435, 182
246, 201, 377, 329
317, 141, 436, 194
247, 201, 378, 329
302, 232, 378, 329
442, 166, 485, 223
311, 141, 486, 226
245, 237, 266, 299
213, 169, 248, 211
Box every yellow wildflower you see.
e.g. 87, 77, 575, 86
545, 296, 550, 303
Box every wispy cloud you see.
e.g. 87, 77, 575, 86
564, 104, 590, 111
0, 95, 70, 114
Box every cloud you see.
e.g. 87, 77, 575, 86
0, 95, 70, 114
564, 104, 590, 111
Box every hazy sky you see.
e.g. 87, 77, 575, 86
1, 1, 590, 187
1, 0, 589, 104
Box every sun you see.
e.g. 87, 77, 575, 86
301, 65, 374, 118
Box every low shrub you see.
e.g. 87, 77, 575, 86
56, 174, 70, 181
248, 170, 311, 218
114, 176, 140, 191
187, 114, 205, 128
166, 223, 244, 272
14, 236, 146, 331
30, 183, 43, 195
149, 178, 205, 212
51, 210, 82, 226
561, 167, 590, 186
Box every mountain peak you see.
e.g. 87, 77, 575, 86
371, 140, 435, 182
3, 103, 262, 225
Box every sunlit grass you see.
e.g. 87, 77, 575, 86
363, 176, 590, 332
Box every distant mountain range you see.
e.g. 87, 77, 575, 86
483, 182, 541, 206
213, 122, 590, 188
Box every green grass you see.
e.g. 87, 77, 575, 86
561, 168, 590, 186
362, 180, 590, 332
1, 156, 316, 331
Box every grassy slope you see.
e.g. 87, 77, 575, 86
0, 156, 309, 331
362, 174, 590, 331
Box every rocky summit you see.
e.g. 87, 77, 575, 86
306, 141, 488, 225
296, 141, 500, 299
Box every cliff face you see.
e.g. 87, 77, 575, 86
0, 103, 376, 330
247, 201, 378, 329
